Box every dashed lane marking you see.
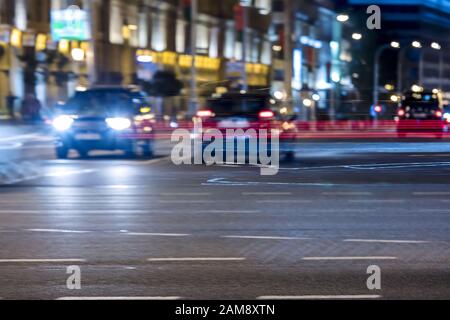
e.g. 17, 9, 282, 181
222, 235, 312, 240
147, 257, 246, 262
343, 239, 428, 244
0, 259, 86, 263
56, 296, 181, 300
257, 295, 382, 300
302, 256, 397, 261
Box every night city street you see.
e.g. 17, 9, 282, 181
1, 0, 450, 310
0, 125, 449, 300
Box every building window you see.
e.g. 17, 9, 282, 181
175, 19, 186, 53
209, 26, 219, 58
196, 23, 209, 54
224, 22, 235, 59
109, 0, 124, 44
138, 12, 148, 48
151, 11, 167, 52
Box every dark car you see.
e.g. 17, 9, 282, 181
194, 92, 297, 161
396, 90, 445, 138
52, 87, 155, 159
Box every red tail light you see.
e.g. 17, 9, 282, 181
397, 109, 405, 117
259, 110, 274, 119
374, 105, 382, 113
435, 110, 443, 118
196, 110, 213, 118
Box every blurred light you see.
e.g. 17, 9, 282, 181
140, 107, 151, 113
312, 93, 321, 101
259, 110, 275, 118
273, 90, 285, 100
385, 84, 395, 91
259, 9, 270, 15
374, 105, 382, 113
352, 33, 362, 40
303, 99, 313, 107
58, 40, 70, 54
398, 109, 405, 117
10, 28, 22, 47
53, 115, 74, 131
270, 99, 276, 105
196, 110, 213, 117
272, 45, 282, 52
136, 55, 153, 63
71, 48, 85, 61
106, 117, 131, 131
170, 121, 179, 128
390, 95, 399, 102
35, 34, 47, 51
331, 72, 340, 83
412, 41, 422, 48
435, 110, 443, 118
127, 24, 138, 31
280, 107, 288, 114
336, 14, 349, 22
432, 88, 440, 94
76, 86, 87, 92
390, 41, 400, 48
240, 90, 247, 94
444, 112, 450, 123
411, 84, 423, 92
431, 42, 441, 50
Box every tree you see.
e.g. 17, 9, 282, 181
143, 70, 183, 97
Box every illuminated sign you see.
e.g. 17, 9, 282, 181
51, 6, 90, 41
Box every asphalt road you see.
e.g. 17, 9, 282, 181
0, 125, 450, 300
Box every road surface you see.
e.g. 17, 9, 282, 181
0, 125, 449, 299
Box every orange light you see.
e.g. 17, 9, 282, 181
196, 110, 213, 118
259, 110, 275, 119
435, 110, 443, 118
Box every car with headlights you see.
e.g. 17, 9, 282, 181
52, 87, 155, 159
194, 92, 297, 161
396, 90, 445, 138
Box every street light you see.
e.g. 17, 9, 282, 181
431, 42, 441, 50
352, 33, 362, 41
373, 43, 401, 111
336, 14, 349, 22
412, 41, 422, 48
390, 41, 400, 49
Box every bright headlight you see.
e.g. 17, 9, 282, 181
106, 117, 131, 131
53, 115, 74, 131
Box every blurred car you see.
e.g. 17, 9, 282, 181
52, 87, 155, 159
194, 92, 297, 161
396, 90, 445, 138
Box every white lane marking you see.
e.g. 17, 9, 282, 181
26, 229, 90, 234
157, 200, 214, 204
257, 295, 382, 300
57, 296, 181, 300
204, 178, 337, 187
197, 210, 261, 214
223, 235, 312, 240
0, 142, 23, 150
2, 169, 96, 185
141, 157, 170, 165
147, 257, 246, 262
345, 162, 450, 170
344, 239, 428, 244
0, 259, 86, 263
0, 133, 41, 142
348, 199, 405, 203
302, 256, 397, 261
160, 192, 211, 196
323, 192, 372, 195
242, 192, 292, 196
124, 232, 191, 237
256, 200, 312, 203
413, 192, 450, 196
